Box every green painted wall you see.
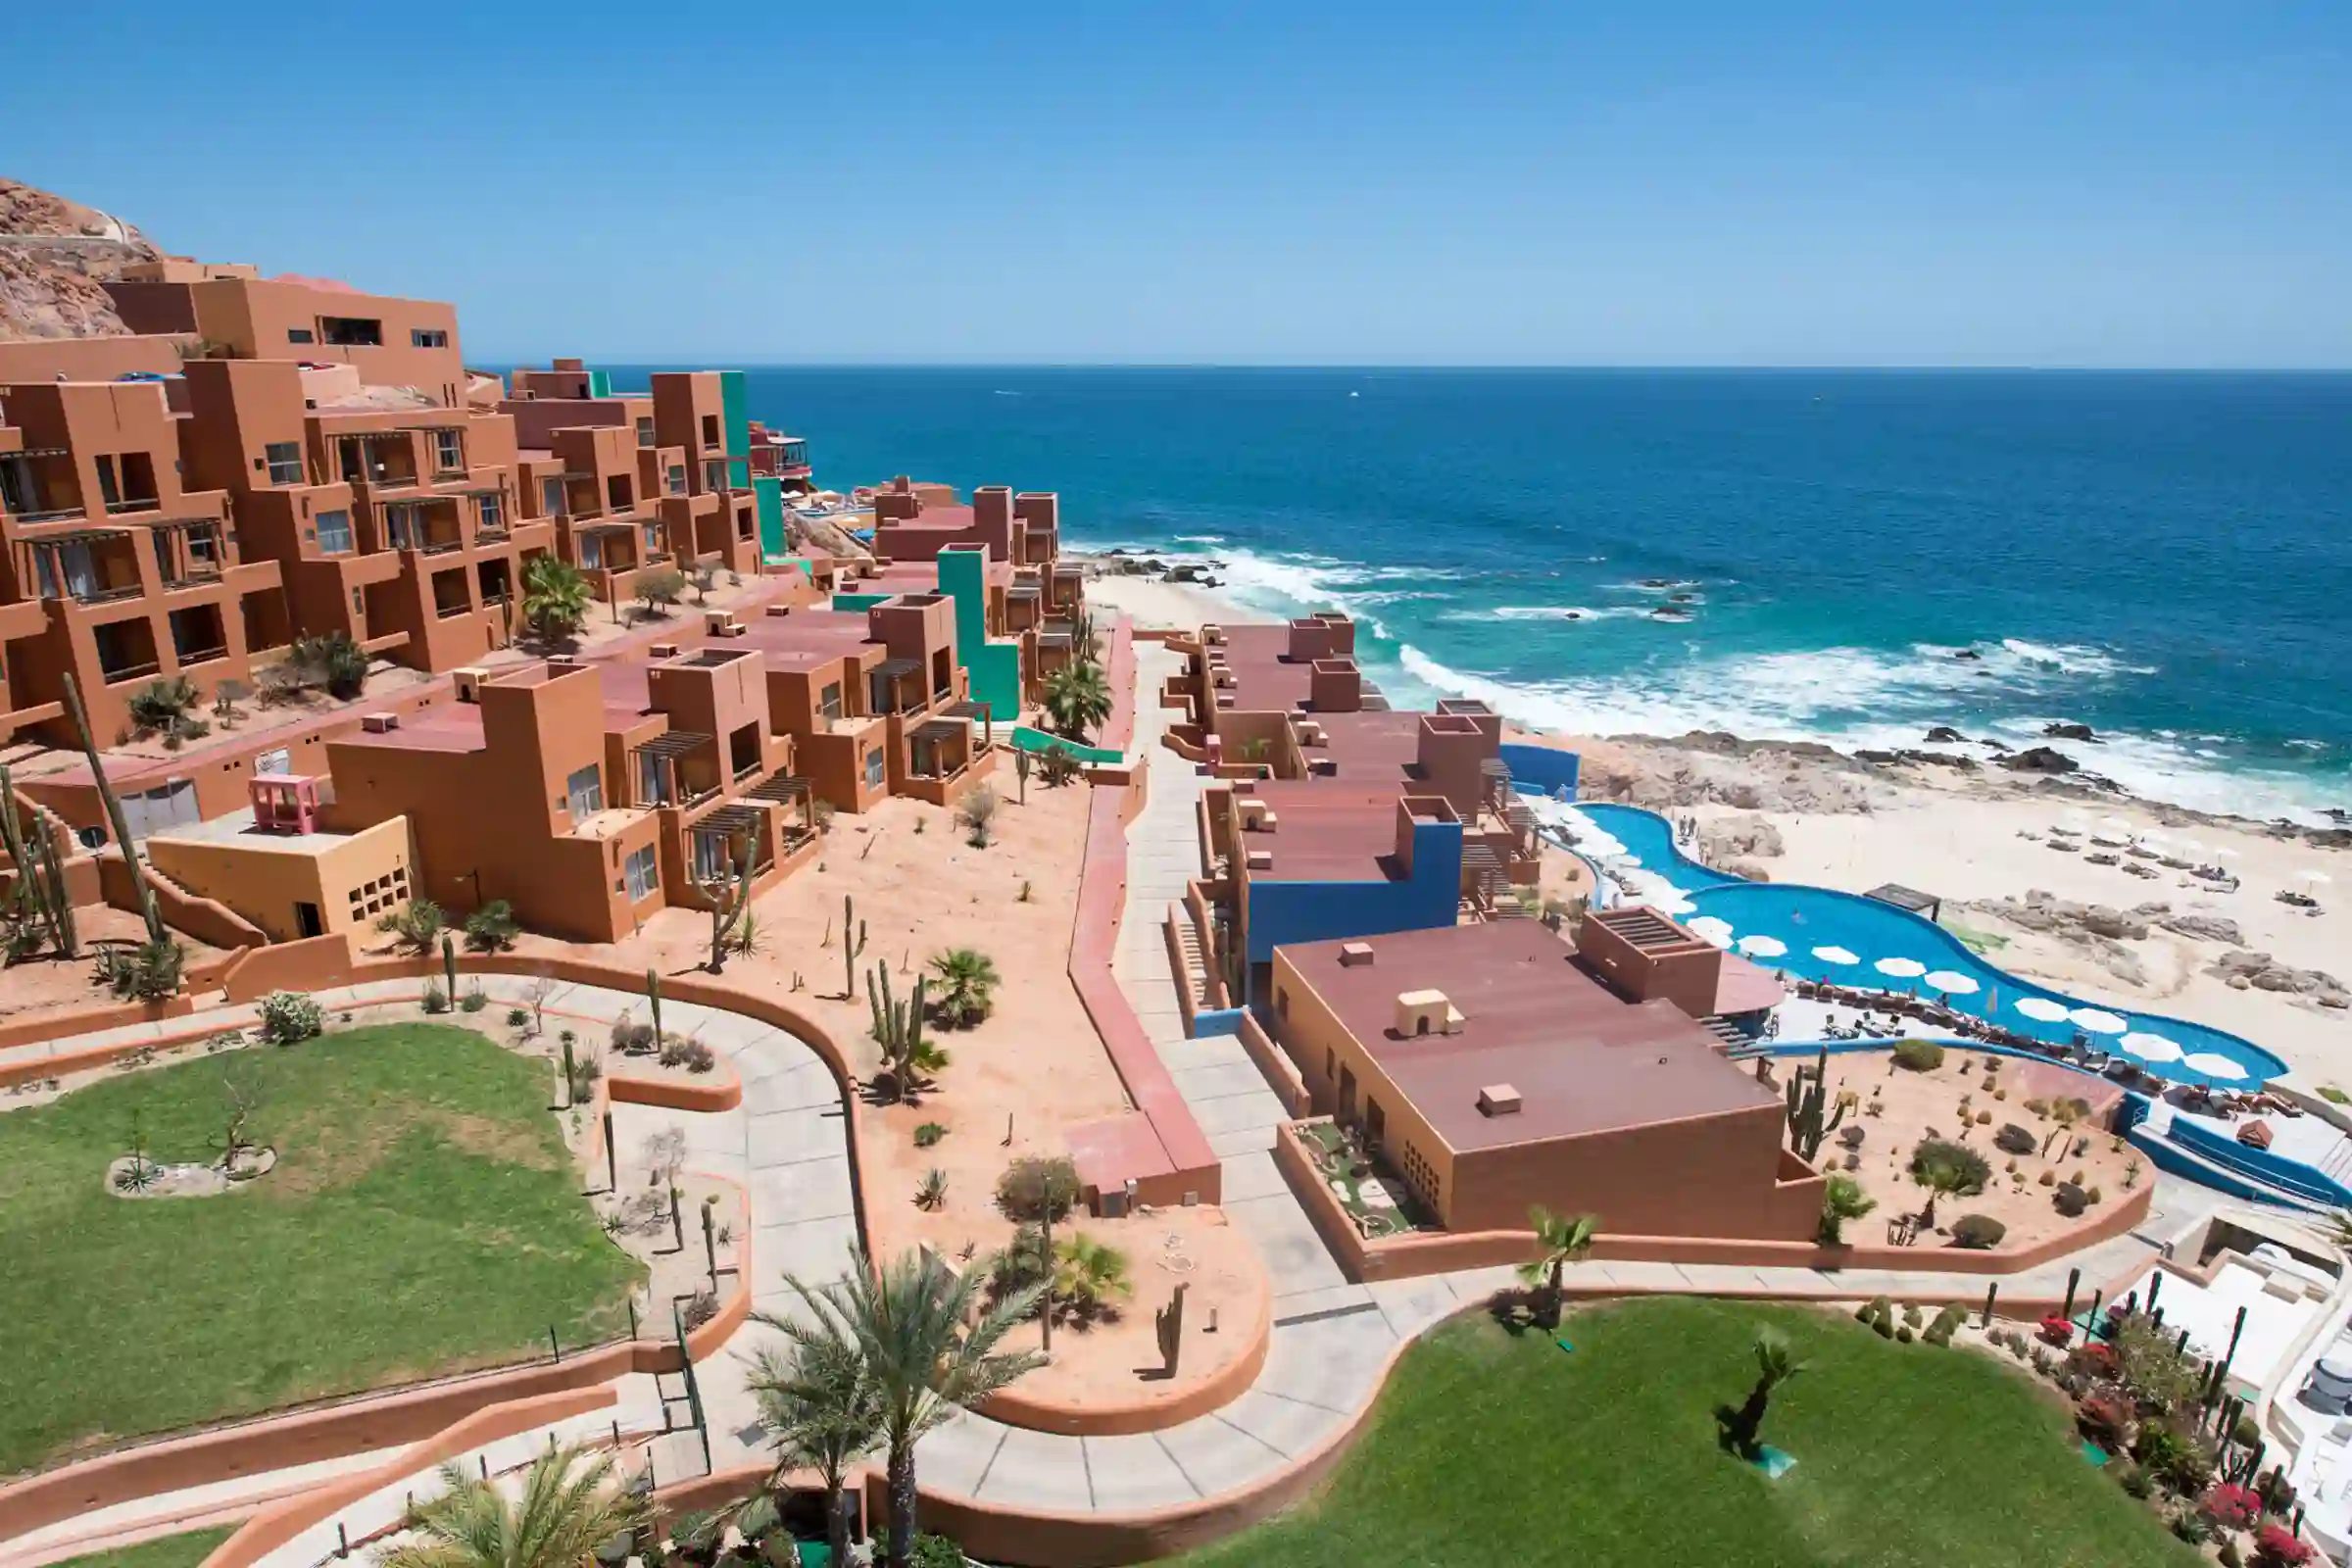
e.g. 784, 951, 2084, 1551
936, 551, 1024, 722
587, 369, 612, 398
754, 476, 787, 561
1010, 726, 1121, 764
830, 592, 890, 612
720, 370, 751, 490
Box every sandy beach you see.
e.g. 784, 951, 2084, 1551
1081, 560, 2352, 1090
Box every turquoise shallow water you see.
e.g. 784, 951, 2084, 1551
1568, 803, 2286, 1088
610, 367, 2352, 822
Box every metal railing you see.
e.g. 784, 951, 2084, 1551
104, 496, 160, 514
100, 660, 162, 685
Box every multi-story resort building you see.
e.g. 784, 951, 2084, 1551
0, 245, 1080, 947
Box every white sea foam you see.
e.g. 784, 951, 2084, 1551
1174, 534, 1225, 544
1388, 644, 2345, 824
1459, 605, 1650, 623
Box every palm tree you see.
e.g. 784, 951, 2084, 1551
381, 1442, 650, 1568
1053, 1233, 1133, 1320
2331, 1208, 2352, 1252
521, 554, 594, 641
773, 1248, 1044, 1568
740, 1329, 882, 1568
1912, 1152, 1975, 1231
926, 949, 1001, 1028
1816, 1173, 1878, 1247
1724, 1327, 1808, 1457
1040, 661, 1112, 742
1516, 1207, 1600, 1328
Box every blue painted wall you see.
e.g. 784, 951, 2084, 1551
1500, 742, 1579, 798
1245, 815, 1463, 964
1192, 1006, 1249, 1038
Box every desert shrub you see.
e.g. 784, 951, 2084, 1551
103, 936, 186, 1002
420, 980, 450, 1013
612, 1017, 658, 1054
2173, 1509, 2215, 1545
987, 1223, 1053, 1299
1891, 1039, 1945, 1072
1902, 1302, 1923, 1327
956, 784, 1001, 848
996, 1154, 1079, 1222
1856, 1297, 1896, 1339
635, 565, 689, 611
682, 1040, 714, 1073
507, 1006, 530, 1028
459, 981, 488, 1012
681, 1289, 720, 1331
907, 1533, 966, 1568
2220, 1540, 2245, 1568
258, 989, 324, 1045
1924, 1303, 1966, 1346
914, 1121, 948, 1148
463, 899, 519, 952
2119, 1464, 2155, 1500
1908, 1137, 1990, 1195
1949, 1213, 2006, 1249
1995, 1123, 2038, 1154
2078, 1393, 2132, 1446
376, 898, 445, 956
1036, 742, 1082, 788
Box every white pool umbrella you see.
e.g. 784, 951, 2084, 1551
1737, 935, 1788, 957
1812, 946, 1860, 965
2070, 1007, 2127, 1034
1875, 956, 1928, 978
1686, 916, 1735, 948
2016, 997, 2072, 1023
2119, 1032, 2184, 1062
1922, 969, 1980, 994
2182, 1053, 2249, 1081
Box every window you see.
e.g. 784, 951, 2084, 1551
287, 327, 316, 345
607, 474, 633, 513
384, 503, 419, 551
95, 455, 121, 508
818, 681, 842, 721
692, 831, 730, 883
564, 762, 604, 817
622, 845, 658, 902
411, 327, 449, 349
540, 476, 564, 517
578, 531, 603, 570
863, 749, 886, 790
666, 464, 686, 496
636, 749, 671, 806
642, 521, 661, 556
701, 414, 720, 447
477, 493, 503, 532
320, 317, 384, 347
635, 416, 656, 448
264, 441, 304, 485
703, 459, 726, 491
432, 429, 464, 472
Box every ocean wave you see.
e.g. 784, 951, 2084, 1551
1173, 534, 1225, 544
1386, 644, 2343, 824
1452, 605, 1653, 623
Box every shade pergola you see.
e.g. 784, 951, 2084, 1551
635, 729, 712, 760
1865, 882, 1943, 922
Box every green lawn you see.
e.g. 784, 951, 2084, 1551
0, 1023, 642, 1476
1181, 1298, 2194, 1568
52, 1525, 234, 1568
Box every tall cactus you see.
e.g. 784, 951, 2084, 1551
0, 767, 75, 957
61, 672, 164, 943
868, 962, 938, 1102
441, 932, 459, 998
1155, 1283, 1188, 1376
841, 894, 867, 999
708, 843, 753, 973
1784, 1042, 1851, 1162
648, 967, 664, 1044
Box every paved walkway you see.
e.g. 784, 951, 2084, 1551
6, 633, 2230, 1559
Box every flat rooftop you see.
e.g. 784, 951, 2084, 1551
1281, 920, 1778, 1153
1240, 782, 1417, 882
144, 807, 363, 857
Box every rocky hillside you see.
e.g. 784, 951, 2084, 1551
0, 177, 163, 341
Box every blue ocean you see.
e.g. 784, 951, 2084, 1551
678, 368, 2350, 822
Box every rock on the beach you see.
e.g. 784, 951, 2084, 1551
1923, 725, 1967, 744
2160, 912, 2244, 945
2205, 949, 2350, 1005
2042, 722, 2098, 742
2000, 746, 2080, 774
1698, 813, 1785, 863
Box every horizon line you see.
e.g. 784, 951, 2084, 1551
476, 359, 2352, 375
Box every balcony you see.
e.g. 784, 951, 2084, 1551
104, 495, 162, 515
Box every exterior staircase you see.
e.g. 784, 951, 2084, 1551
1168, 903, 1214, 1009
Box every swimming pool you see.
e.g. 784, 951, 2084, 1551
1552, 802, 2288, 1091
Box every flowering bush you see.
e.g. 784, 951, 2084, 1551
2038, 1312, 2076, 1347
2254, 1523, 2317, 1567
258, 989, 323, 1045
2203, 1484, 2262, 1532
2067, 1341, 2120, 1379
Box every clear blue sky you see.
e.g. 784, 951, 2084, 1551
11, 1, 2348, 367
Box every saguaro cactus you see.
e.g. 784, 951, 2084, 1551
648, 968, 664, 1044
868, 962, 935, 1102
1783, 1043, 1850, 1162
441, 932, 459, 999
0, 767, 75, 957
707, 845, 753, 972
61, 672, 163, 943
1155, 1283, 1188, 1376
841, 894, 867, 999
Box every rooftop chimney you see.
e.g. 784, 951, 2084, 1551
1338, 942, 1375, 967
1477, 1084, 1523, 1117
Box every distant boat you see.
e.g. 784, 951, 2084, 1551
1348, 391, 1360, 399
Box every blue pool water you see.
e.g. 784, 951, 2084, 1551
1563, 803, 2288, 1090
